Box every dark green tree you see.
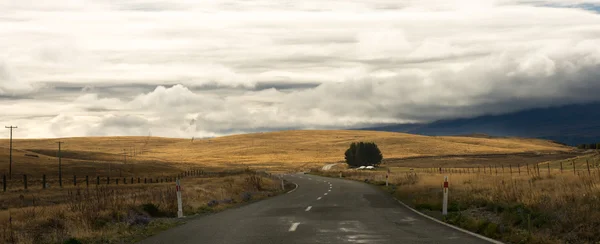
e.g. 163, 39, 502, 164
344, 142, 383, 167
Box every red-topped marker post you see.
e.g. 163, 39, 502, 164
176, 178, 183, 218
442, 176, 449, 216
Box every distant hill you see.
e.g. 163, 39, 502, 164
361, 102, 600, 146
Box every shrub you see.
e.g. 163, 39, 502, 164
141, 203, 161, 217
241, 192, 252, 202
63, 238, 83, 244
244, 174, 263, 191
207, 200, 219, 207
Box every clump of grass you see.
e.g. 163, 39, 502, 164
0, 171, 282, 243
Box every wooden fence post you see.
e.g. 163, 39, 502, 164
2, 174, 5, 192
138, 177, 140, 184
573, 160, 576, 175
116, 178, 119, 185
518, 164, 521, 175
495, 165, 498, 175
131, 177, 133, 184
123, 177, 126, 184
144, 178, 147, 184
107, 176, 110, 185
547, 163, 550, 176
43, 175, 46, 189
23, 174, 27, 190
526, 164, 529, 175
74, 175, 77, 186
560, 161, 563, 174
86, 176, 89, 187
97, 176, 100, 185
587, 159, 591, 176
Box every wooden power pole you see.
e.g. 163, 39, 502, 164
5, 126, 17, 179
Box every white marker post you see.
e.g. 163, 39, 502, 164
281, 177, 285, 191
442, 176, 449, 216
386, 168, 390, 186
176, 178, 183, 218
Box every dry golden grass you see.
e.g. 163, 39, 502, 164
0, 130, 572, 176
0, 172, 281, 244
315, 158, 600, 244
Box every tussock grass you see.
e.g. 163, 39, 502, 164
0, 172, 282, 244
316, 165, 600, 244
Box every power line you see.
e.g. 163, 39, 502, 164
5, 126, 17, 180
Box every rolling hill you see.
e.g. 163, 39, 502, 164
0, 130, 572, 176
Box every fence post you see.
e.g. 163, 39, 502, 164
510, 165, 512, 175
573, 160, 576, 175
2, 174, 5, 192
123, 177, 126, 184
116, 178, 119, 185
23, 174, 27, 190
107, 176, 110, 185
547, 163, 550, 176
518, 164, 521, 175
587, 160, 591, 176
74, 175, 77, 186
131, 177, 134, 184
560, 161, 563, 174
150, 178, 153, 183
138, 177, 140, 184
526, 164, 529, 175
144, 178, 147, 184
43, 175, 47, 189
86, 176, 89, 187
495, 165, 498, 175
97, 176, 100, 185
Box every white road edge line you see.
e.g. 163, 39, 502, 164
305, 206, 312, 212
393, 198, 505, 244
317, 197, 322, 200
289, 222, 300, 232
287, 182, 299, 194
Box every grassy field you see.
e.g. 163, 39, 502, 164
0, 171, 285, 244
314, 153, 600, 244
0, 130, 572, 177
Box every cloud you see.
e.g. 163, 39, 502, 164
1, 0, 600, 138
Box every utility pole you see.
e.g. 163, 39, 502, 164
121, 149, 127, 177
5, 126, 17, 179
57, 141, 64, 188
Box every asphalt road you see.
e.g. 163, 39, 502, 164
139, 174, 492, 244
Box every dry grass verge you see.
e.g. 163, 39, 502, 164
0, 171, 283, 244
314, 162, 600, 244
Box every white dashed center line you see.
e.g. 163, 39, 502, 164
289, 222, 300, 232
305, 206, 312, 212
317, 197, 322, 200
328, 189, 331, 192
324, 193, 328, 195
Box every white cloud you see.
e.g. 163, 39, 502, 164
1, 0, 600, 138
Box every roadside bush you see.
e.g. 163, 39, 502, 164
63, 238, 83, 244
207, 200, 219, 207
140, 203, 161, 217
244, 174, 263, 191
241, 192, 253, 202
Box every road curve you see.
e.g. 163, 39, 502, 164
138, 174, 493, 244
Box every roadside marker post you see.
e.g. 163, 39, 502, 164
386, 168, 390, 186
281, 177, 285, 191
442, 176, 449, 216
176, 178, 184, 218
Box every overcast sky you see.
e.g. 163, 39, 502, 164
1, 0, 600, 138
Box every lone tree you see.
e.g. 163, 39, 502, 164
344, 142, 383, 167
